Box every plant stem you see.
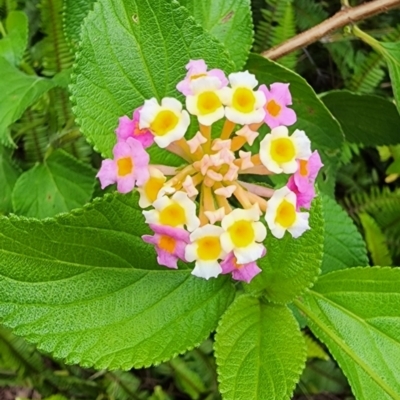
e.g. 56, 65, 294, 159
262, 0, 400, 60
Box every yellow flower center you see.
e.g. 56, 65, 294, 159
228, 220, 255, 247
197, 91, 222, 115
299, 159, 308, 176
117, 157, 133, 176
159, 202, 186, 227
144, 177, 165, 204
158, 235, 176, 253
197, 236, 222, 260
266, 100, 281, 117
275, 199, 296, 228
270, 138, 296, 163
150, 110, 179, 136
232, 87, 256, 113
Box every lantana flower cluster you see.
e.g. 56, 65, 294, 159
97, 60, 323, 283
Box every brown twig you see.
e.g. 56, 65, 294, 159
262, 0, 400, 60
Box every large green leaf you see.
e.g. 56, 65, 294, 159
0, 57, 55, 145
321, 194, 368, 274
12, 150, 96, 218
246, 53, 344, 194
376, 41, 400, 113
215, 295, 306, 400
0, 146, 21, 214
71, 0, 234, 161
321, 91, 400, 146
245, 195, 324, 304
178, 0, 253, 69
0, 11, 28, 65
0, 193, 235, 369
64, 0, 96, 48
295, 267, 400, 400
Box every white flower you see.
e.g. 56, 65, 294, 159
220, 71, 266, 125
220, 205, 267, 264
186, 77, 225, 126
186, 224, 226, 279
143, 191, 200, 232
259, 126, 311, 174
265, 186, 310, 239
139, 97, 190, 148
137, 166, 166, 208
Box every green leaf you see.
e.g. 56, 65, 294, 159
321, 194, 368, 274
12, 150, 96, 218
0, 193, 235, 369
178, 0, 253, 69
246, 54, 344, 194
359, 212, 392, 266
63, 0, 96, 49
71, 0, 234, 161
377, 41, 400, 112
0, 145, 21, 214
0, 11, 28, 65
295, 267, 400, 400
215, 295, 306, 400
321, 91, 400, 146
245, 195, 324, 304
0, 57, 55, 145
304, 333, 329, 361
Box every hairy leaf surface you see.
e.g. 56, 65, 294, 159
0, 193, 235, 369
296, 267, 400, 400
71, 0, 234, 161
321, 194, 368, 274
179, 0, 253, 69
215, 295, 305, 400
12, 150, 96, 218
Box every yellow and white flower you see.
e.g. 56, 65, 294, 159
220, 71, 266, 125
186, 76, 225, 126
220, 204, 267, 264
259, 126, 311, 174
137, 166, 167, 208
139, 97, 190, 148
143, 191, 200, 232
265, 186, 310, 239
185, 224, 226, 279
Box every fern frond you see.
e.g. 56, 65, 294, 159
293, 0, 328, 31
0, 326, 43, 377
349, 25, 400, 93
325, 40, 356, 84
359, 213, 392, 266
254, 0, 298, 68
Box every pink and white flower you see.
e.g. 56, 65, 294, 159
116, 107, 154, 148
96, 137, 150, 193
259, 83, 297, 129
142, 224, 190, 269
176, 59, 228, 96
221, 251, 263, 283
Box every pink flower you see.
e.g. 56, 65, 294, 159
176, 59, 228, 96
96, 137, 150, 193
116, 107, 154, 148
259, 83, 297, 129
293, 151, 323, 192
220, 251, 264, 283
287, 151, 323, 210
142, 224, 190, 269
287, 178, 315, 210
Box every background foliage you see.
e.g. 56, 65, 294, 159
0, 0, 399, 399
